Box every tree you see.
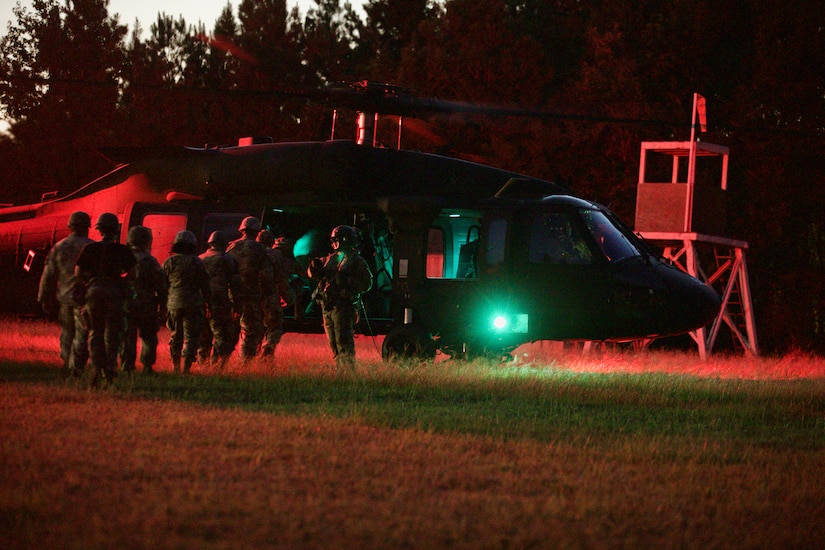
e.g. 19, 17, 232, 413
0, 0, 127, 202
358, 0, 437, 80
299, 0, 362, 83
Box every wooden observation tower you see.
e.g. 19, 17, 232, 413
634, 94, 757, 358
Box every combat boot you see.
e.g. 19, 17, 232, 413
183, 357, 193, 374
171, 353, 181, 374
212, 353, 229, 371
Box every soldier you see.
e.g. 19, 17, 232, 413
273, 235, 306, 321
163, 230, 212, 374
121, 225, 168, 375
307, 225, 373, 370
227, 217, 273, 362
198, 230, 242, 370
37, 211, 94, 377
256, 229, 291, 357
74, 213, 136, 385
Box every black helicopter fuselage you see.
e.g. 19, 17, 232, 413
0, 138, 720, 357
379, 193, 720, 357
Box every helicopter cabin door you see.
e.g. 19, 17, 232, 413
513, 205, 613, 340
413, 208, 487, 348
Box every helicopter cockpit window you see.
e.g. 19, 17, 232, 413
581, 209, 641, 263
529, 212, 593, 265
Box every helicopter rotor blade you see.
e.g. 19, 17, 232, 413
192, 33, 673, 127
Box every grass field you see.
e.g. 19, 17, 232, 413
2, 317, 824, 549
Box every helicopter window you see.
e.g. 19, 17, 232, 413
486, 218, 507, 266
426, 209, 483, 279
426, 228, 445, 278
141, 213, 188, 263
529, 212, 594, 265
581, 209, 641, 263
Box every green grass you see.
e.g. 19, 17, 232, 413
99, 364, 823, 451
2, 318, 825, 548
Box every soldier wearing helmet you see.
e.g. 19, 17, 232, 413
37, 211, 94, 376
273, 235, 305, 321
120, 226, 168, 375
227, 216, 273, 362
74, 213, 137, 385
198, 230, 242, 369
162, 230, 212, 373
307, 225, 373, 370
256, 230, 291, 357
94, 212, 120, 235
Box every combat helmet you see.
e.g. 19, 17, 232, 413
238, 216, 261, 233
257, 229, 275, 247
173, 230, 198, 247
95, 212, 120, 234
330, 225, 358, 248
127, 225, 153, 249
67, 211, 91, 229
207, 230, 228, 249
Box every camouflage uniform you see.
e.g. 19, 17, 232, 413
37, 211, 94, 375
227, 217, 273, 361
257, 230, 291, 357
308, 226, 373, 369
121, 226, 168, 374
74, 213, 137, 385
163, 231, 212, 373
199, 231, 242, 368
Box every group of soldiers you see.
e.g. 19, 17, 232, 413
37, 210, 373, 384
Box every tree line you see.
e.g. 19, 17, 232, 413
1, 0, 823, 354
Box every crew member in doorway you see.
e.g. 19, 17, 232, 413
227, 216, 273, 363
273, 235, 305, 321
307, 225, 372, 370
74, 213, 136, 385
37, 211, 94, 377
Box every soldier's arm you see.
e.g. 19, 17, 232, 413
153, 262, 169, 313
37, 251, 57, 304
307, 256, 325, 280
274, 261, 291, 300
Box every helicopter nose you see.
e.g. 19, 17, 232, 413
684, 279, 722, 330
659, 264, 722, 334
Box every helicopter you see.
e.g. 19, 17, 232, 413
0, 81, 721, 360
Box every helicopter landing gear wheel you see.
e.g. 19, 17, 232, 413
382, 324, 436, 361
